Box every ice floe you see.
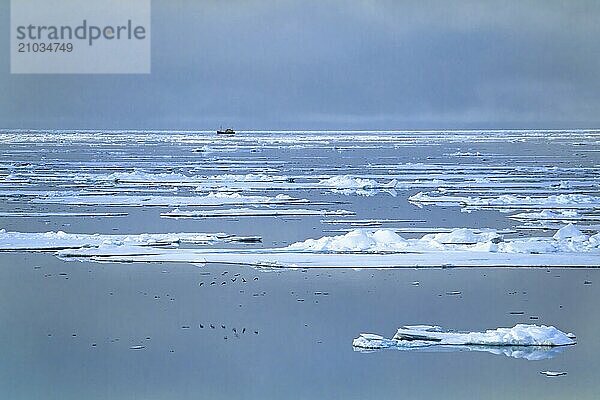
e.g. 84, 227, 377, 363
324, 227, 517, 235
321, 218, 426, 226
92, 171, 291, 186
286, 227, 600, 254
352, 324, 575, 360
0, 230, 260, 251
30, 192, 307, 207
206, 173, 283, 182
510, 210, 600, 223
101, 171, 203, 183
0, 211, 128, 218
540, 371, 567, 377
319, 175, 398, 196
446, 151, 485, 157
410, 192, 600, 211
161, 208, 354, 218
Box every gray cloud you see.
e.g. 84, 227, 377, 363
1, 0, 600, 129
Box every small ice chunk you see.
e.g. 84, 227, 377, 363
540, 371, 567, 377
318, 175, 398, 196
319, 175, 379, 189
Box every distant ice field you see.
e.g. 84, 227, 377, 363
0, 129, 598, 267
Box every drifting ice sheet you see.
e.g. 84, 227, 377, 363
0, 212, 128, 218
319, 175, 398, 196
161, 208, 354, 218
510, 210, 600, 223
30, 192, 308, 207
352, 324, 575, 360
97, 171, 282, 183
0, 230, 260, 251
286, 226, 600, 254
410, 192, 600, 211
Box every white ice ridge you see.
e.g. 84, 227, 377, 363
0, 230, 260, 251
352, 324, 576, 359
161, 208, 354, 218
353, 324, 575, 348
286, 225, 600, 254
410, 192, 600, 210
31, 192, 307, 207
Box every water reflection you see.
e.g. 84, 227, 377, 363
354, 343, 570, 360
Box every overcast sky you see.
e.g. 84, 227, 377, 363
1, 0, 600, 130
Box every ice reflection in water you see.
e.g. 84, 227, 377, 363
354, 343, 569, 361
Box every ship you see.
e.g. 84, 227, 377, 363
216, 128, 235, 135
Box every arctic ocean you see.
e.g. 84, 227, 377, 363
0, 129, 599, 399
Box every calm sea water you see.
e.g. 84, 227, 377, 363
0, 130, 598, 399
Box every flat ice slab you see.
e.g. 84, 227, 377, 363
29, 192, 308, 207
0, 230, 260, 251
410, 192, 600, 211
161, 208, 354, 218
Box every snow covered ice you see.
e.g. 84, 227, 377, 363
30, 192, 308, 207
318, 175, 398, 196
0, 229, 260, 251
161, 207, 354, 219
352, 324, 576, 360
2, 225, 598, 267
286, 226, 600, 256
